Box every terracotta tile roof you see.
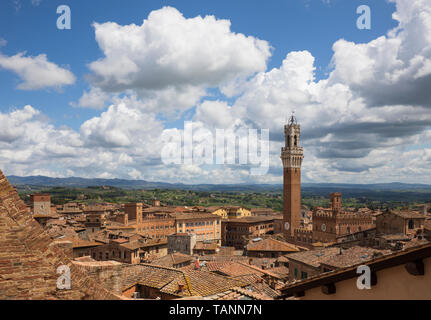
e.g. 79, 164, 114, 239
286, 247, 342, 268
183, 269, 249, 297
205, 206, 225, 212
206, 261, 265, 277
246, 238, 300, 253
379, 233, 411, 241
233, 274, 280, 298
276, 255, 289, 263
287, 246, 390, 270
194, 242, 218, 251
115, 264, 248, 298
265, 266, 289, 278
205, 286, 272, 300
227, 216, 275, 223
279, 242, 431, 298
151, 253, 193, 267
112, 238, 129, 244
61, 237, 103, 249
173, 212, 220, 220
236, 262, 284, 280
320, 247, 390, 269
73, 256, 96, 263
0, 170, 120, 300
390, 210, 425, 219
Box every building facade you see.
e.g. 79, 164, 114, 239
311, 193, 375, 244
30, 194, 51, 215
221, 217, 275, 249
174, 213, 222, 245
167, 233, 197, 255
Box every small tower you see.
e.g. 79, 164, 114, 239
330, 192, 342, 214
281, 115, 304, 241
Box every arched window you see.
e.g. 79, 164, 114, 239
294, 136, 297, 146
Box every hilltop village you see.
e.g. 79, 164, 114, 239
1, 118, 431, 300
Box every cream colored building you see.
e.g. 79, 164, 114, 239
280, 242, 431, 300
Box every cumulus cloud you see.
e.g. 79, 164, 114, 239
88, 6, 270, 92
3, 1, 431, 184
329, 0, 431, 107
77, 6, 270, 115
0, 52, 76, 90
75, 87, 110, 109
189, 0, 431, 180
80, 99, 163, 148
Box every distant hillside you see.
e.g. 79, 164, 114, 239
7, 175, 431, 193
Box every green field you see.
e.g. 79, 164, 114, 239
17, 185, 430, 213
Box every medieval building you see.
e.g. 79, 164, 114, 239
281, 117, 375, 248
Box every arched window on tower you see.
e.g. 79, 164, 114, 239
294, 135, 297, 146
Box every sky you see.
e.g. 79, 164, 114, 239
0, 0, 430, 184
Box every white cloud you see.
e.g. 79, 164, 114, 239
88, 6, 270, 92
0, 52, 76, 90
329, 0, 431, 107
3, 1, 431, 185
77, 6, 271, 115
75, 87, 110, 109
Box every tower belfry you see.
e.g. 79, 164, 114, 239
281, 115, 304, 241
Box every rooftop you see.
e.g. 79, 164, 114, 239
0, 170, 120, 300
246, 238, 300, 253
279, 242, 431, 298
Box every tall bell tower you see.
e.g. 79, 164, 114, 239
281, 115, 304, 241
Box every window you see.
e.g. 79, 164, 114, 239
105, 252, 109, 260
301, 271, 308, 279
408, 220, 414, 229
294, 268, 298, 279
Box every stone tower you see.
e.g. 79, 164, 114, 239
330, 192, 342, 214
281, 115, 304, 241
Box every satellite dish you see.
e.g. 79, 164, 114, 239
284, 222, 290, 231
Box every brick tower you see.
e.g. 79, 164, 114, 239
281, 115, 304, 242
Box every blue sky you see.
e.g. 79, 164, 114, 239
0, 0, 397, 130
0, 0, 430, 184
